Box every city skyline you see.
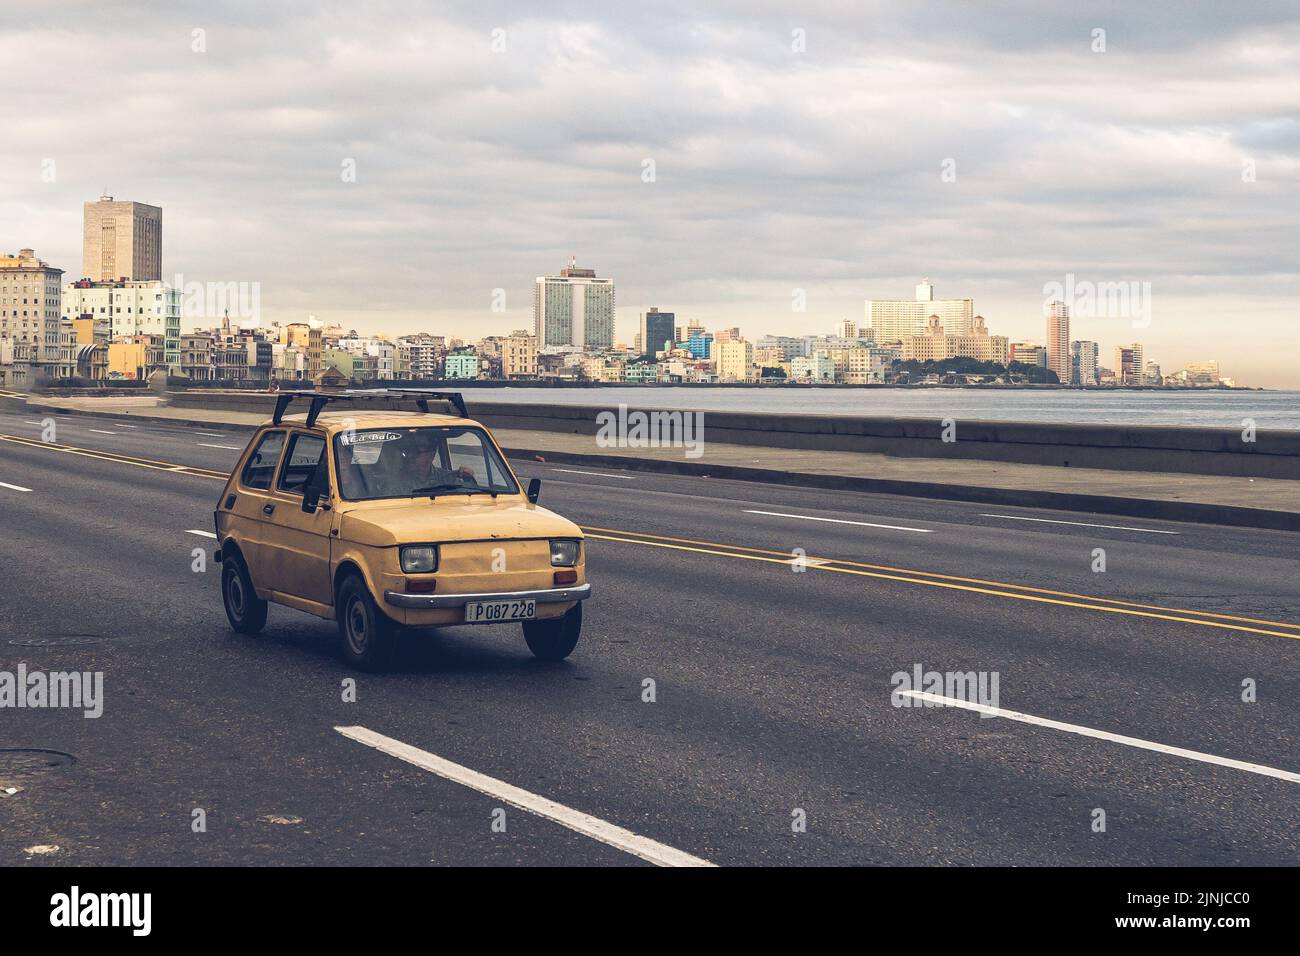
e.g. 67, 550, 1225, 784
2, 3, 1296, 385
0, 224, 1228, 387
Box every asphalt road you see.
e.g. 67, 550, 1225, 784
1, 405, 1297, 866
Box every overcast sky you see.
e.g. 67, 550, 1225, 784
2, 1, 1297, 386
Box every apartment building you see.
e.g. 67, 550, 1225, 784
0, 248, 64, 381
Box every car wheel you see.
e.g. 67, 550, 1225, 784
222, 551, 267, 635
523, 603, 582, 661
337, 573, 397, 671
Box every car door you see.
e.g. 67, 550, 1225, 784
260, 430, 335, 608
226, 428, 287, 587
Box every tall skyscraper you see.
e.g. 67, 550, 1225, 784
83, 195, 163, 282
1045, 300, 1070, 383
638, 307, 675, 358
864, 278, 975, 342
533, 257, 615, 350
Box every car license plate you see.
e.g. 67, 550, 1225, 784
464, 598, 536, 623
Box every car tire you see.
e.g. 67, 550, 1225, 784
337, 573, 398, 671
523, 603, 582, 661
222, 551, 268, 635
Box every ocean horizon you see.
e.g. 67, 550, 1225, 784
467, 385, 1300, 430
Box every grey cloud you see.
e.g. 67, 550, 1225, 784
1, 1, 1297, 385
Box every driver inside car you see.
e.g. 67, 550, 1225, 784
398, 433, 476, 490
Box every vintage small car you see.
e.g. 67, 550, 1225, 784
214, 391, 589, 669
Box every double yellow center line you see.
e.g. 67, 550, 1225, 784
0, 432, 228, 481
579, 530, 1300, 641
4, 431, 1299, 641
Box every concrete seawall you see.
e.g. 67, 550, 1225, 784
164, 390, 1300, 479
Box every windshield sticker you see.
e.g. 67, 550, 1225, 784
339, 431, 402, 446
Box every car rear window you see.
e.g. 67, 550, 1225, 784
240, 430, 286, 490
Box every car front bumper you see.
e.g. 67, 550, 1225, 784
383, 583, 591, 609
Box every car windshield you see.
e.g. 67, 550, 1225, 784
332, 426, 519, 501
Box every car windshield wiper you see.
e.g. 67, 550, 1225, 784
410, 483, 479, 497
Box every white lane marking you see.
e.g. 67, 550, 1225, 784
23, 420, 44, 425
0, 480, 32, 492
900, 691, 1300, 784
88, 429, 118, 435
552, 468, 637, 480
185, 529, 218, 539
196, 431, 225, 437
113, 423, 137, 428
743, 509, 933, 534
197, 443, 242, 450
335, 725, 716, 867
978, 513, 1179, 535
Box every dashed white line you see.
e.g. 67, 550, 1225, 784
335, 725, 716, 867
185, 529, 218, 539
552, 468, 637, 480
0, 480, 32, 492
979, 513, 1179, 535
195, 431, 226, 437
197, 443, 241, 450
900, 690, 1299, 784
87, 429, 118, 435
743, 509, 934, 533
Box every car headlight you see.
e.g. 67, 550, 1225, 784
550, 539, 580, 567
400, 545, 439, 574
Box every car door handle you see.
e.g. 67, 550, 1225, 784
262, 503, 276, 516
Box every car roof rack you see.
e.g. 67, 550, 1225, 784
271, 389, 469, 427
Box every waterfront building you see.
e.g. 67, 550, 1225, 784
1180, 361, 1221, 385
638, 308, 676, 359
534, 257, 615, 349
0, 248, 63, 382
1070, 340, 1099, 386
501, 330, 537, 379
1010, 342, 1047, 368
865, 279, 975, 342
1114, 344, 1145, 385
83, 195, 162, 282
444, 350, 481, 380
1070, 340, 1097, 385
1045, 301, 1070, 384
901, 315, 1009, 365
715, 339, 755, 383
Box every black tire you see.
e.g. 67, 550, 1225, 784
523, 603, 582, 661
337, 573, 398, 671
222, 551, 267, 635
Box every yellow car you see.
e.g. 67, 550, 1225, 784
213, 391, 589, 669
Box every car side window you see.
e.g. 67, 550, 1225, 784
277, 433, 327, 496
240, 430, 286, 491
446, 431, 496, 483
